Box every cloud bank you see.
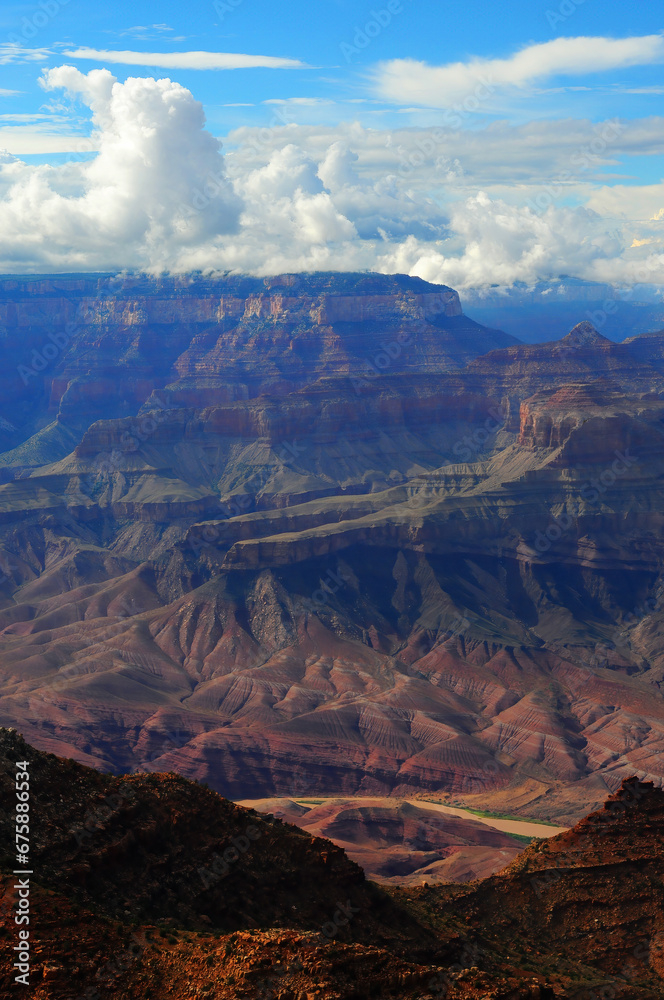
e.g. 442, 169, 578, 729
0, 66, 662, 287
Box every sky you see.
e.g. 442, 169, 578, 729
0, 0, 664, 285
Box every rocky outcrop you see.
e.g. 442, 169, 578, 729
444, 777, 664, 985
517, 378, 664, 460
3, 734, 664, 997
518, 379, 626, 449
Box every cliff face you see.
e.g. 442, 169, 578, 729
517, 380, 664, 452
0, 289, 460, 328
0, 272, 509, 445
3, 277, 664, 829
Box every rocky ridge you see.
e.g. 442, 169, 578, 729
3, 732, 664, 997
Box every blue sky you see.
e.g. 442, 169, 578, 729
0, 0, 663, 284
3, 0, 664, 142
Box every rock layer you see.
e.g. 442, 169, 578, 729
1, 275, 664, 826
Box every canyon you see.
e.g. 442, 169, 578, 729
237, 795, 561, 885
1, 272, 664, 843
2, 729, 664, 998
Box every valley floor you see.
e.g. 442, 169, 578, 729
237, 794, 567, 886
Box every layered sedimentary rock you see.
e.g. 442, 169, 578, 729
1, 274, 664, 827
0, 271, 515, 452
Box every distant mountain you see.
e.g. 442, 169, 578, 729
0, 270, 516, 457
462, 277, 664, 344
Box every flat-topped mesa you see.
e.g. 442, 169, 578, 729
0, 271, 515, 430
239, 273, 463, 323
213, 288, 461, 325
0, 270, 462, 327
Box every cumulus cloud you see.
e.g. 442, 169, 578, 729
314, 140, 447, 240
0, 66, 663, 286
375, 193, 664, 289
62, 48, 307, 70
376, 194, 616, 288
0, 67, 241, 269
586, 181, 664, 221
238, 143, 357, 245
226, 116, 664, 195
43, 66, 116, 126
374, 35, 664, 107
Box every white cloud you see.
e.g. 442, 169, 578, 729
313, 139, 447, 240
0, 67, 241, 269
0, 44, 52, 65
264, 98, 333, 106
225, 116, 664, 196
587, 181, 664, 221
112, 26, 185, 42
621, 86, 664, 94
0, 131, 95, 154
1, 68, 664, 286
376, 194, 612, 288
119, 24, 174, 36
374, 35, 664, 107
238, 143, 357, 245
62, 48, 307, 70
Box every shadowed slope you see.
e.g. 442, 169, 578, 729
3, 734, 664, 996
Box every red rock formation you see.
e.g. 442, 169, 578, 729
244, 797, 525, 884
3, 732, 664, 998
3, 280, 664, 829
